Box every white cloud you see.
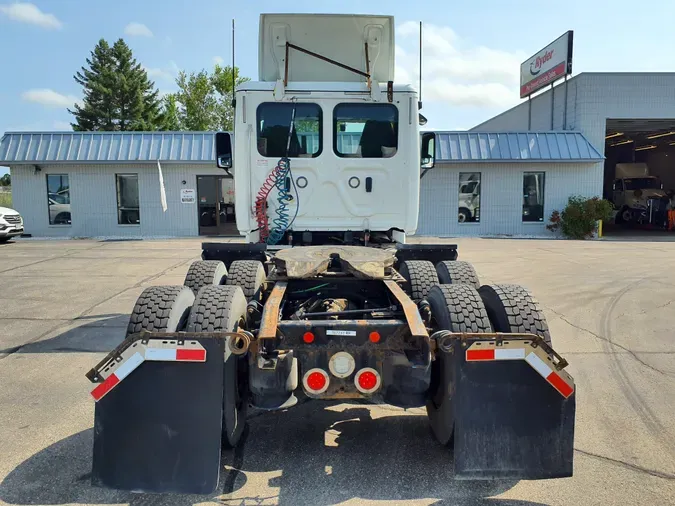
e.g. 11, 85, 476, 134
21, 89, 81, 108
396, 22, 525, 109
124, 22, 153, 37
0, 2, 62, 29
144, 61, 178, 83
213, 56, 225, 66
144, 66, 174, 82
52, 120, 71, 130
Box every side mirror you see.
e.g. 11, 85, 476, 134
215, 132, 232, 169
421, 132, 435, 169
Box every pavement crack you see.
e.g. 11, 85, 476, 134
0, 257, 193, 360
0, 243, 107, 274
542, 304, 670, 376
575, 448, 675, 480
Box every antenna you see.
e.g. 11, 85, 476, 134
231, 19, 236, 109
418, 21, 423, 110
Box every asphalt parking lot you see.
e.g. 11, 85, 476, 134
0, 237, 674, 506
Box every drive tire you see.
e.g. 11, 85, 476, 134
436, 260, 480, 289
478, 284, 552, 346
458, 208, 471, 223
188, 285, 249, 448
225, 260, 266, 301
183, 260, 228, 294
126, 286, 195, 337
399, 260, 439, 303
426, 284, 492, 446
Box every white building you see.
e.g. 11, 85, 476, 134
473, 72, 675, 202
0, 129, 602, 239
3, 72, 675, 239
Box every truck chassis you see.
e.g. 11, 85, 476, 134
86, 243, 575, 494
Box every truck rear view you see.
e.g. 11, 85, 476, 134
84, 13, 576, 495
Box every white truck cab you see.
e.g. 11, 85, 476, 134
217, 14, 430, 245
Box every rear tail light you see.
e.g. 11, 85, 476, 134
354, 368, 381, 394
303, 368, 329, 394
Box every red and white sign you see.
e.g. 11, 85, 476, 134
520, 31, 573, 98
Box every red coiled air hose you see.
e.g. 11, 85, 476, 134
254, 162, 285, 243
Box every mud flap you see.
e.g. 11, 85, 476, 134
448, 339, 575, 479
90, 337, 225, 494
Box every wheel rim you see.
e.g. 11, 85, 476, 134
458, 212, 467, 223
622, 210, 632, 221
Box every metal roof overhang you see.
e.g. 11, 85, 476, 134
0, 132, 225, 165
434, 131, 604, 164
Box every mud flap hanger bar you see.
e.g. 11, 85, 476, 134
433, 331, 574, 398
85, 331, 248, 401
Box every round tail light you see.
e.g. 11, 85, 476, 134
354, 368, 381, 394
303, 368, 329, 394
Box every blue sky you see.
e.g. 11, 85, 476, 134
2, 0, 675, 176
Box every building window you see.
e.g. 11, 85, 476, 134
458, 173, 481, 223
333, 103, 398, 158
523, 172, 545, 222
256, 103, 322, 158
46, 174, 71, 225
116, 174, 140, 224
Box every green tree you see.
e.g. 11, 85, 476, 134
174, 70, 217, 130
211, 65, 250, 131
70, 38, 164, 131
173, 65, 249, 131
0, 173, 10, 186
161, 94, 181, 130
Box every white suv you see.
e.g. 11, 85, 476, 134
0, 206, 24, 242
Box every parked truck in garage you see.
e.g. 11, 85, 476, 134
85, 13, 576, 494
613, 162, 667, 223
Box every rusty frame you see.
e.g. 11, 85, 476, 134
258, 281, 288, 339
383, 279, 429, 340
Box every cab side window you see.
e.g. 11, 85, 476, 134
333, 103, 398, 158
256, 103, 322, 158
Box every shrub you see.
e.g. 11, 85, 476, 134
546, 196, 614, 239
0, 192, 12, 208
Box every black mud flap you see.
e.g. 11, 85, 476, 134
91, 337, 225, 494
449, 340, 575, 480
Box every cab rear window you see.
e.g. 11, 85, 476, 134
256, 103, 322, 158
333, 104, 398, 158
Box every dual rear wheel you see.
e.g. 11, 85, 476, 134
398, 259, 552, 445
126, 259, 266, 448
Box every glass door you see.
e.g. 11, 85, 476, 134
197, 176, 237, 236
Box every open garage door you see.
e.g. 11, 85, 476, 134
604, 119, 675, 237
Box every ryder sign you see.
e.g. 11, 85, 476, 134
520, 31, 573, 98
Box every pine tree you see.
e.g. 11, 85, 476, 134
69, 39, 116, 131
70, 38, 164, 131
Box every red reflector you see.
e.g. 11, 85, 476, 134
306, 371, 326, 391
357, 371, 378, 391
91, 373, 120, 401
466, 349, 495, 361
176, 348, 206, 361
369, 331, 381, 343
547, 371, 574, 398
303, 332, 315, 344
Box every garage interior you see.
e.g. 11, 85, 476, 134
604, 118, 675, 233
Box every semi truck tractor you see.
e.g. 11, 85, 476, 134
613, 163, 667, 223
85, 13, 576, 494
